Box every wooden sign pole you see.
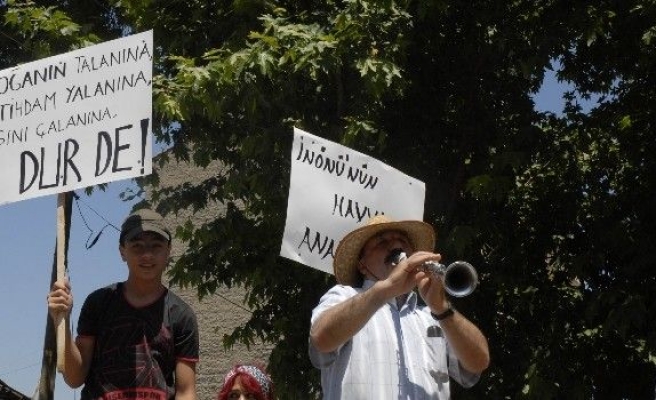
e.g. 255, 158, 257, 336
56, 192, 69, 373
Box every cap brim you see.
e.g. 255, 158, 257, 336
123, 224, 170, 242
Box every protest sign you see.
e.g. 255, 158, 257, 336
0, 30, 153, 205
280, 127, 425, 275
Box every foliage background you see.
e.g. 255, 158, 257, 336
2, 0, 655, 398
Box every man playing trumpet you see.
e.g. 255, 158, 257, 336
309, 215, 489, 399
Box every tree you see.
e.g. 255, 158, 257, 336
4, 0, 655, 398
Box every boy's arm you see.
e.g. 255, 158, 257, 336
48, 278, 94, 388
174, 360, 197, 400
61, 335, 94, 388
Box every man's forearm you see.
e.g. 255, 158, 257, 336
310, 284, 389, 353
439, 312, 490, 374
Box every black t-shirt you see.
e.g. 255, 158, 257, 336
77, 282, 199, 400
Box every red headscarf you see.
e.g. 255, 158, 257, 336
217, 364, 274, 400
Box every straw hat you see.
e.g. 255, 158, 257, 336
333, 215, 436, 286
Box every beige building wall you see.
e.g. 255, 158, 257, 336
151, 156, 273, 400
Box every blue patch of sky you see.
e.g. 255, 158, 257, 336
532, 58, 604, 115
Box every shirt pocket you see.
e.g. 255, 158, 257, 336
423, 325, 450, 384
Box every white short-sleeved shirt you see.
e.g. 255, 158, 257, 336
309, 280, 479, 400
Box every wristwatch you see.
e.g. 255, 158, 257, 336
431, 304, 455, 320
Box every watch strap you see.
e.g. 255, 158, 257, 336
431, 305, 455, 320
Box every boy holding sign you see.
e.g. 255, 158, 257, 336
47, 208, 199, 400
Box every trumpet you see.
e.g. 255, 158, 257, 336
386, 249, 479, 297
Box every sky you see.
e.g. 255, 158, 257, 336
0, 67, 581, 399
0, 181, 139, 399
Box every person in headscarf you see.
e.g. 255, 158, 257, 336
217, 364, 274, 400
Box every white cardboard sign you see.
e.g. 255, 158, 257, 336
0, 30, 153, 206
280, 127, 425, 275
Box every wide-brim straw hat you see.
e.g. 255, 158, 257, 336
333, 215, 436, 286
